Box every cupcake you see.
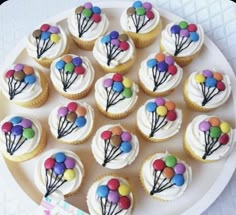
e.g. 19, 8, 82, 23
184, 69, 231, 112
48, 101, 94, 144
160, 20, 204, 66
26, 23, 69, 68
120, 1, 162, 48
139, 52, 183, 96
68, 2, 109, 50
0, 115, 46, 162
1, 63, 49, 108
91, 124, 139, 169
137, 97, 182, 142
87, 175, 134, 215
34, 149, 84, 198
95, 73, 139, 119
184, 115, 235, 162
140, 152, 192, 201
93, 31, 136, 74
50, 54, 95, 99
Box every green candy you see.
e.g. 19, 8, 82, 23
122, 88, 133, 98
179, 21, 188, 29
136, 7, 146, 16
210, 127, 221, 138
65, 63, 74, 73
82, 8, 92, 18
23, 128, 35, 139
165, 155, 177, 167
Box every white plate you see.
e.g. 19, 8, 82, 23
0, 1, 236, 215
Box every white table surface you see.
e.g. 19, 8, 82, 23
0, 0, 236, 214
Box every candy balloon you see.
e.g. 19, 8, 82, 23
165, 155, 177, 167
75, 116, 87, 127
1, 122, 13, 133
202, 69, 213, 77
179, 21, 188, 29
75, 66, 85, 75
208, 117, 221, 127
123, 77, 132, 88
67, 102, 78, 112
62, 55, 73, 63
96, 185, 109, 198
110, 31, 119, 39
122, 88, 133, 98
92, 14, 101, 23
153, 159, 165, 171
11, 125, 23, 136
174, 163, 186, 174
165, 56, 174, 65
118, 184, 130, 196
195, 74, 205, 83
84, 2, 92, 9
163, 167, 175, 179
56, 60, 65, 70
101, 130, 112, 140
158, 62, 168, 72
166, 110, 177, 121
55, 152, 66, 163
10, 116, 22, 124
14, 71, 25, 81
210, 127, 221, 138
24, 75, 36, 84
51, 34, 60, 43
219, 134, 229, 145
101, 35, 111, 44
220, 122, 231, 134
111, 135, 121, 147
92, 6, 101, 14
23, 128, 35, 139
64, 169, 76, 181
49, 26, 60, 34
23, 65, 34, 75
108, 191, 119, 203
103, 78, 113, 88
172, 174, 185, 186
58, 107, 68, 117
146, 10, 154, 19
156, 106, 167, 116
121, 132, 132, 142
143, 2, 152, 10
199, 121, 211, 132
111, 126, 122, 135
76, 106, 87, 116
118, 34, 128, 42
216, 81, 225, 91
82, 9, 92, 18
32, 29, 41, 38
205, 77, 217, 87
170, 25, 181, 34
165, 101, 175, 111
188, 24, 197, 32
66, 112, 77, 123
127, 7, 136, 16
133, 1, 142, 9
119, 196, 131, 210
155, 97, 165, 106
136, 7, 146, 16
41, 32, 51, 40
14, 64, 24, 71
190, 32, 199, 41
72, 57, 82, 66
147, 59, 157, 68
213, 72, 223, 81
5, 70, 15, 78
180, 29, 189, 37
111, 39, 120, 47
107, 178, 120, 190
146, 102, 157, 112
53, 163, 66, 175
113, 73, 123, 82
44, 157, 55, 169
65, 63, 74, 73
64, 157, 76, 169
120, 141, 132, 153
112, 82, 124, 93
40, 24, 50, 32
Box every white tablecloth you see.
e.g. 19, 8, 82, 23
0, 0, 235, 214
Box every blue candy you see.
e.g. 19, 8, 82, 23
24, 75, 36, 84
101, 35, 111, 44
72, 57, 82, 66
41, 31, 51, 40
133, 1, 142, 8
56, 60, 65, 70
96, 185, 109, 198
11, 125, 23, 136
10, 116, 23, 124
170, 25, 181, 34
147, 59, 157, 68
146, 102, 157, 112
120, 141, 132, 153
53, 163, 66, 175
112, 82, 124, 93
54, 152, 66, 163
110, 31, 119, 39
190, 32, 199, 42
92, 6, 101, 14
205, 77, 217, 88
75, 116, 87, 127
172, 174, 185, 186
158, 62, 168, 72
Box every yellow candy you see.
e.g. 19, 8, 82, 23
123, 77, 132, 88
220, 122, 231, 133
156, 106, 167, 116
195, 74, 205, 83
63, 169, 76, 181
51, 34, 60, 43
118, 184, 130, 196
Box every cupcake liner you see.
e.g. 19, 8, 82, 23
71, 34, 97, 51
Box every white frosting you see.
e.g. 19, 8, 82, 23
161, 22, 204, 57
92, 34, 135, 68
137, 99, 182, 139
1, 65, 43, 102
0, 115, 42, 157
87, 175, 133, 215
67, 10, 109, 41
185, 115, 236, 161
50, 55, 95, 94
141, 152, 192, 201
91, 124, 139, 169
26, 24, 68, 60
186, 71, 231, 109
120, 7, 160, 34
139, 53, 183, 93
48, 101, 94, 143
34, 149, 84, 199
94, 73, 139, 114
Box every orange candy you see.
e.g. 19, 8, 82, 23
163, 167, 174, 179
213, 72, 223, 81
209, 117, 221, 126
155, 53, 165, 62
62, 55, 73, 63
165, 101, 176, 111
111, 126, 122, 135
23, 65, 34, 75
76, 106, 87, 116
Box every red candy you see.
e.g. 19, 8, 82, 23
101, 130, 112, 140
153, 159, 165, 171
92, 14, 101, 23
168, 65, 177, 75
67, 102, 78, 112
5, 70, 15, 78
187, 24, 197, 32
119, 41, 129, 51
75, 66, 85, 75
44, 157, 55, 169
167, 110, 177, 121
219, 134, 229, 145
146, 10, 154, 19
1, 122, 13, 133
119, 196, 131, 209
216, 81, 225, 91
107, 178, 120, 190
113, 73, 123, 82
40, 24, 50, 32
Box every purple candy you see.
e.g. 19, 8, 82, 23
121, 132, 132, 142
165, 56, 174, 65
11, 125, 23, 136
48, 26, 60, 34
158, 62, 168, 72
143, 2, 152, 10
64, 157, 76, 169
111, 39, 120, 47
108, 191, 119, 204
21, 119, 33, 128
103, 78, 113, 88
180, 29, 190, 37
57, 107, 68, 117
53, 163, 66, 175
155, 97, 165, 106
14, 64, 24, 72
84, 2, 93, 9
199, 121, 211, 132
202, 69, 213, 77
174, 163, 186, 174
